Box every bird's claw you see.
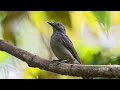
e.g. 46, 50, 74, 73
71, 60, 81, 64
51, 60, 61, 65
52, 59, 80, 65
60, 60, 68, 63
51, 59, 68, 65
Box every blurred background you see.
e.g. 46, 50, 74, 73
0, 11, 120, 79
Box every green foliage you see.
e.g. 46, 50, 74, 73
92, 11, 110, 32
0, 11, 7, 22
0, 51, 10, 63
46, 11, 72, 28
0, 11, 119, 79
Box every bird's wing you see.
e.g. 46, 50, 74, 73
61, 34, 81, 64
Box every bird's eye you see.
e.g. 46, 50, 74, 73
57, 24, 60, 26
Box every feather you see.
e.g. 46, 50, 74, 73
61, 34, 81, 64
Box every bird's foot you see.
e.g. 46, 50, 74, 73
53, 59, 68, 63
51, 60, 67, 65
51, 60, 61, 65
52, 59, 80, 65
70, 60, 81, 64
51, 59, 68, 65
60, 60, 68, 63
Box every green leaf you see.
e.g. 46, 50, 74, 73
0, 11, 7, 22
0, 51, 11, 63
92, 11, 110, 32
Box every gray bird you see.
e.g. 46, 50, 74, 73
48, 22, 82, 64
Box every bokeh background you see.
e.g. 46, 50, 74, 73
0, 11, 120, 79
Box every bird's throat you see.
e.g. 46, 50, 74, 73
53, 28, 66, 34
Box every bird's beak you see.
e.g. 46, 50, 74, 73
47, 22, 54, 26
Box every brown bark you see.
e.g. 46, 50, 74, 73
0, 40, 120, 78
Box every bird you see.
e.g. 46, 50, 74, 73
48, 22, 82, 64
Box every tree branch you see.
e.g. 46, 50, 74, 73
0, 40, 120, 78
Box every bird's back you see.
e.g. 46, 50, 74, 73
51, 31, 82, 64
60, 33, 82, 64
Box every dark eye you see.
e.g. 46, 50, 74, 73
57, 24, 60, 26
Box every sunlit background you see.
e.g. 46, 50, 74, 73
0, 11, 120, 79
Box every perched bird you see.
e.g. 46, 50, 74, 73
48, 22, 82, 64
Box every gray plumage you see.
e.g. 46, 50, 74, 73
48, 22, 81, 64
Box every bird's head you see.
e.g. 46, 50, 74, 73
48, 22, 66, 33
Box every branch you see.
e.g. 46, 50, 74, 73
0, 40, 120, 78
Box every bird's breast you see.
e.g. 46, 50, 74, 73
50, 34, 62, 49
50, 33, 67, 59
